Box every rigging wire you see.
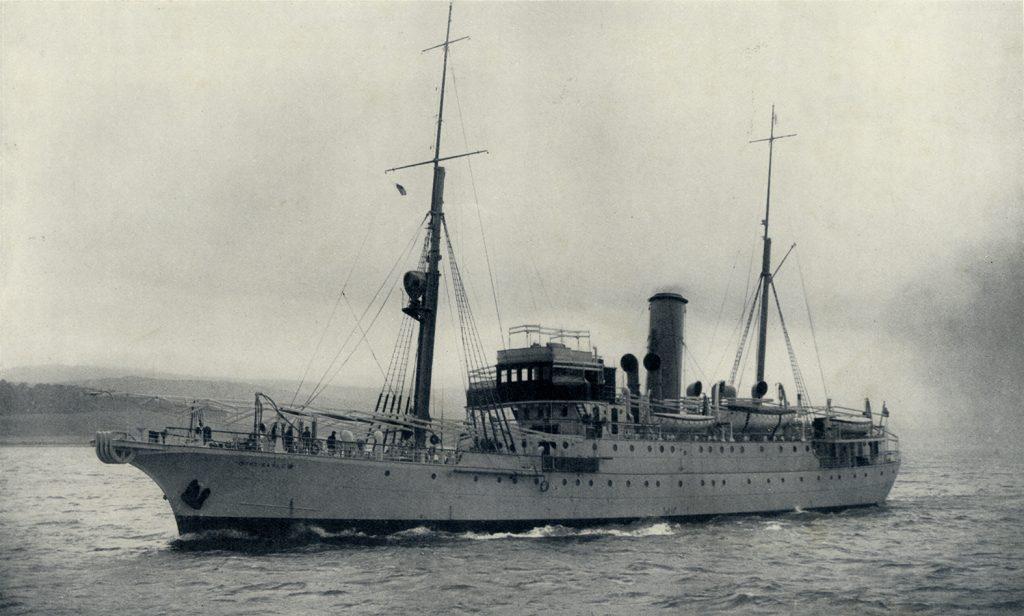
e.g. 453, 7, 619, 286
796, 250, 830, 400
448, 61, 506, 349
770, 281, 810, 404
702, 248, 742, 373
342, 292, 387, 378
301, 214, 427, 407
713, 230, 761, 377
290, 201, 383, 407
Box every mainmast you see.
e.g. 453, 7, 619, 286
385, 2, 485, 447
749, 106, 796, 390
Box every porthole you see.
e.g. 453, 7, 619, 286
497, 477, 502, 483
880, 471, 884, 476
701, 480, 705, 486
659, 445, 665, 453
711, 480, 716, 487
592, 444, 598, 451
563, 441, 569, 449
575, 479, 581, 486
647, 445, 653, 452
817, 476, 821, 481
385, 470, 391, 477
829, 475, 833, 480
805, 446, 810, 452
699, 446, 704, 453
778, 445, 784, 452
759, 446, 765, 452
747, 478, 751, 484
730, 446, 734, 453
683, 450, 688, 455
792, 446, 797, 453
722, 480, 726, 486
656, 481, 661, 487
562, 479, 567, 486
670, 446, 675, 453
799, 477, 804, 482
719, 446, 724, 453
740, 446, 745, 453
644, 481, 650, 487
629, 445, 635, 452
474, 476, 478, 482
431, 473, 437, 480
838, 475, 842, 480
608, 480, 613, 487
678, 480, 683, 487
613, 444, 618, 451
767, 478, 771, 484
780, 477, 785, 483
588, 480, 593, 487
626, 480, 632, 487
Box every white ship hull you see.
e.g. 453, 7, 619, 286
99, 433, 900, 534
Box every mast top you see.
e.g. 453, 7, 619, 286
384, 1, 485, 175
748, 104, 796, 241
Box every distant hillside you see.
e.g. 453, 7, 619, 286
0, 364, 473, 444
0, 367, 387, 444
0, 364, 177, 384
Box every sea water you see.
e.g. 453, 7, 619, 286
0, 443, 1021, 615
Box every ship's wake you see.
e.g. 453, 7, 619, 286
168, 520, 681, 553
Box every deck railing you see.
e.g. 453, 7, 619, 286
147, 427, 463, 466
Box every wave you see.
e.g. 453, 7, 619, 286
164, 520, 682, 552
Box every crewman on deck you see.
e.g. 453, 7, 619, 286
327, 431, 337, 455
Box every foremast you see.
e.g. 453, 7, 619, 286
386, 2, 484, 447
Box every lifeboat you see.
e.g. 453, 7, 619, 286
720, 399, 797, 432
828, 414, 873, 435
651, 412, 717, 432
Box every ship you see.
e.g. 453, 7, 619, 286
94, 4, 900, 536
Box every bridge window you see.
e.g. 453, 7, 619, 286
561, 405, 568, 417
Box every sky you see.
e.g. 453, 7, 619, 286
2, 1, 1021, 444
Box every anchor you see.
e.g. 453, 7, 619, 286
181, 479, 211, 510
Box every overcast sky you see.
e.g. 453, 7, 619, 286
2, 2, 1021, 442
